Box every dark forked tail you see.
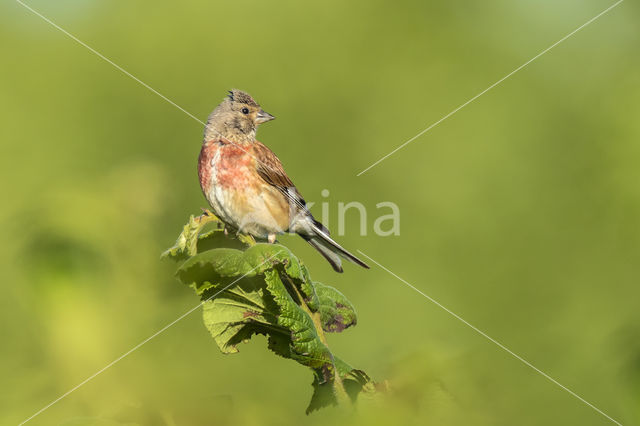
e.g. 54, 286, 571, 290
300, 220, 370, 273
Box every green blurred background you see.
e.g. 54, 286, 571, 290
2, 0, 639, 425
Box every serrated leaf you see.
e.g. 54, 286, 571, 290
263, 269, 333, 369
162, 214, 209, 261
177, 244, 282, 293
306, 356, 374, 414
164, 217, 377, 413
314, 282, 357, 333
162, 213, 246, 261
201, 275, 286, 354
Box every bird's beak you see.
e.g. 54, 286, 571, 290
256, 109, 275, 124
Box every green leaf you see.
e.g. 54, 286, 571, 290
314, 282, 357, 333
165, 217, 378, 413
161, 214, 209, 261
263, 269, 334, 369
306, 356, 374, 414
201, 275, 286, 354
176, 243, 298, 294
162, 213, 246, 261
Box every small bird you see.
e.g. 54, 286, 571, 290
198, 89, 369, 272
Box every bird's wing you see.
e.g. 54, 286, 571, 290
252, 141, 369, 271
252, 141, 308, 212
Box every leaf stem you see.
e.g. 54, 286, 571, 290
283, 274, 351, 406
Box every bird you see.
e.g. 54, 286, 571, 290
198, 89, 369, 273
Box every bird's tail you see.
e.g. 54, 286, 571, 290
301, 220, 370, 273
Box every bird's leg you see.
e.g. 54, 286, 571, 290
268, 233, 277, 244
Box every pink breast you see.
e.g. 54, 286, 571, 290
198, 140, 217, 192
215, 144, 254, 189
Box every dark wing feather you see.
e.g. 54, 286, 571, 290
252, 141, 369, 271
252, 141, 308, 211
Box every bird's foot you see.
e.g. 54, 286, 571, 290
267, 234, 277, 244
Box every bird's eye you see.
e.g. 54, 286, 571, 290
241, 107, 249, 114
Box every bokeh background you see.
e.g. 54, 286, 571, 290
2, 0, 639, 425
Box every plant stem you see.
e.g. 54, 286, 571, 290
285, 275, 351, 406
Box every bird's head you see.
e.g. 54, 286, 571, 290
205, 89, 275, 143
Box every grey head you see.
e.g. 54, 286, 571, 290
204, 89, 275, 143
